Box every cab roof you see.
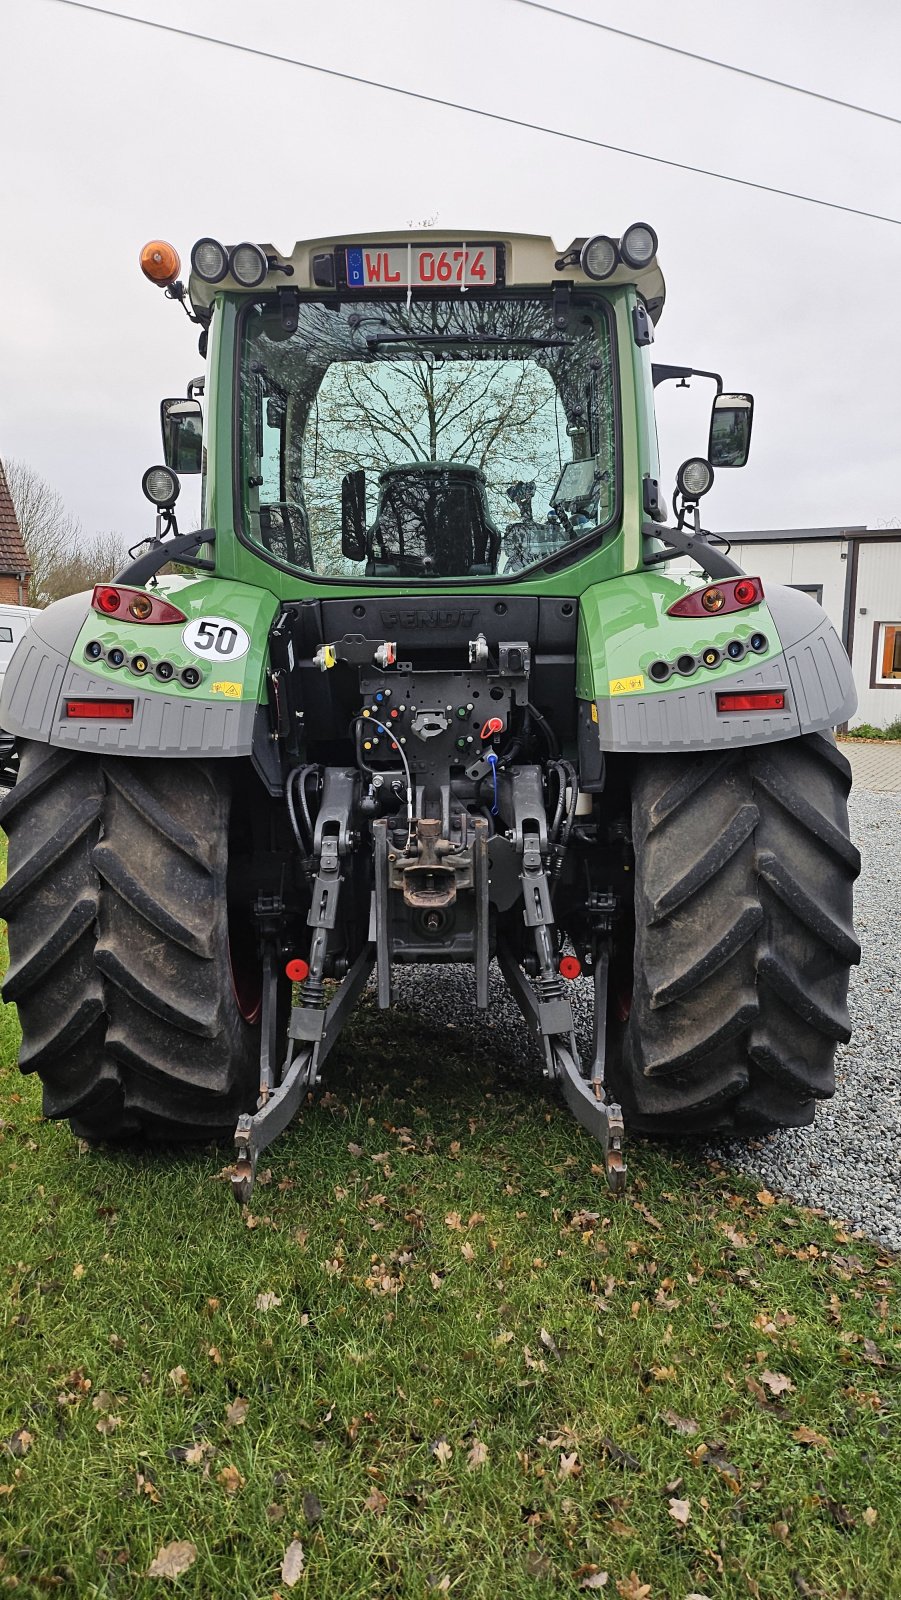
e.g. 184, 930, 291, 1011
187, 229, 666, 320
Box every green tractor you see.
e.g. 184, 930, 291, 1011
0, 226, 860, 1202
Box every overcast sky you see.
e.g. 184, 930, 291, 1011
2, 0, 901, 549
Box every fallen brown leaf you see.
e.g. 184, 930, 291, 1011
599, 1437, 641, 1471
146, 1540, 197, 1580
466, 1440, 489, 1471
431, 1438, 453, 1465
668, 1497, 691, 1525
862, 1506, 878, 1526
760, 1370, 794, 1395
225, 1396, 250, 1427
364, 1487, 388, 1514
660, 1409, 698, 1435
579, 1572, 609, 1590
281, 1539, 305, 1587
217, 1463, 245, 1495
255, 1292, 282, 1311
617, 1573, 652, 1599
4, 1429, 34, 1458
168, 1365, 190, 1395
96, 1414, 122, 1436
792, 1426, 832, 1450
558, 1451, 581, 1480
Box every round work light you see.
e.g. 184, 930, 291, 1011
676, 457, 714, 501
141, 465, 180, 508
620, 222, 658, 269
229, 242, 269, 287
191, 237, 229, 283
579, 235, 618, 280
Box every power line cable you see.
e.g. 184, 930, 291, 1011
47, 0, 901, 227
508, 0, 901, 128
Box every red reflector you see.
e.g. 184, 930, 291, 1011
716, 691, 785, 713
65, 700, 134, 719
95, 586, 121, 614
285, 958, 309, 982
559, 955, 582, 980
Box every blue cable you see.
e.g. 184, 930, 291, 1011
486, 751, 499, 815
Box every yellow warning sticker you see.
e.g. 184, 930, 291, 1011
609, 674, 645, 695
590, 701, 598, 723
211, 681, 242, 698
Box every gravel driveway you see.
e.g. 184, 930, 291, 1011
389, 746, 901, 1252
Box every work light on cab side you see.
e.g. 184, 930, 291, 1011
0, 224, 859, 1210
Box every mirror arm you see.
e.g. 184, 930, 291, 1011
651, 363, 723, 394
116, 529, 216, 586
641, 516, 744, 580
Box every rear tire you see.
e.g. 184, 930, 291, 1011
0, 741, 262, 1142
610, 732, 860, 1135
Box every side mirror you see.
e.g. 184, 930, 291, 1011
341, 469, 367, 559
161, 398, 203, 475
709, 392, 753, 468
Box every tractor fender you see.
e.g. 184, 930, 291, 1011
0, 585, 272, 761
590, 581, 856, 755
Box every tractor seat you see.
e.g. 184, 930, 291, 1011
366, 464, 500, 579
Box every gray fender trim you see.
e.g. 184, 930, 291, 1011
0, 630, 258, 757
765, 583, 857, 731
593, 584, 856, 754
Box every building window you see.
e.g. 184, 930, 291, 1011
788, 583, 823, 605
872, 622, 901, 687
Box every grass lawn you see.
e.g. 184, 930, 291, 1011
0, 836, 899, 1598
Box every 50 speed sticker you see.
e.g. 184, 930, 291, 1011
183, 616, 251, 660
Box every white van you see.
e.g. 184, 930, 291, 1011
0, 602, 39, 693
0, 603, 39, 784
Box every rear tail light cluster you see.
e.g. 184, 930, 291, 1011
92, 585, 186, 625
667, 576, 764, 618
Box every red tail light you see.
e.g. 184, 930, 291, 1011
716, 691, 785, 713
91, 586, 186, 625
66, 700, 135, 720
668, 577, 764, 618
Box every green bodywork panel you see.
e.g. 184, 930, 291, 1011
72, 576, 278, 704
576, 572, 779, 700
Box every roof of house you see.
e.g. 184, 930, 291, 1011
0, 460, 31, 577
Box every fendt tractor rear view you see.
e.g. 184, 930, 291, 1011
0, 226, 861, 1202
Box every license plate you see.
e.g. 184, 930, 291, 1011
344, 244, 497, 288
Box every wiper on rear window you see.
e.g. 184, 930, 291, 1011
364, 333, 569, 350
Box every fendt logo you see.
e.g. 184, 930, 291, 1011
379, 608, 479, 629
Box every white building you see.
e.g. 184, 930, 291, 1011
723, 527, 901, 730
